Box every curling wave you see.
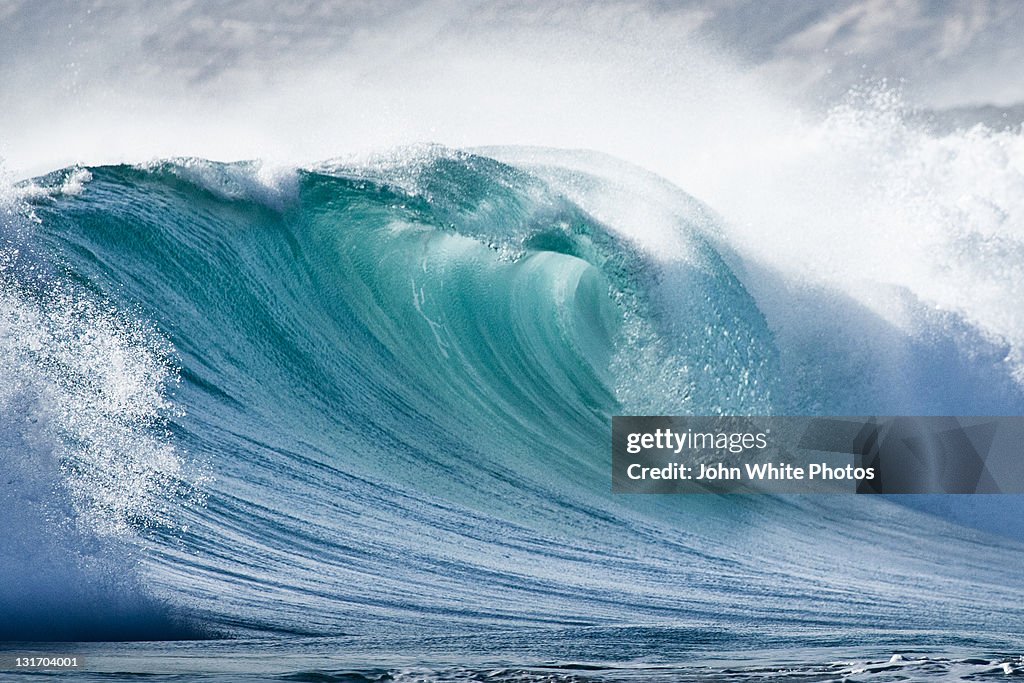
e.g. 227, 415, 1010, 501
1, 147, 1023, 646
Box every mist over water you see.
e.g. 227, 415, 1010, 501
2, 1, 1022, 169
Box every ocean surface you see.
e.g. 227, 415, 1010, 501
2, 141, 1024, 679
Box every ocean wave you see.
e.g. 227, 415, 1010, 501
1, 148, 1023, 642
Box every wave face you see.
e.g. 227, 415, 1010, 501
2, 149, 1024, 651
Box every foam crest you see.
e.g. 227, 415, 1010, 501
7, 166, 94, 204
139, 157, 300, 211
689, 88, 1024, 383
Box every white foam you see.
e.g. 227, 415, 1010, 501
0, 205, 197, 538
8, 166, 94, 203
134, 157, 300, 211
693, 89, 1024, 383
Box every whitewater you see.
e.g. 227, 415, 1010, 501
3, 2, 1024, 680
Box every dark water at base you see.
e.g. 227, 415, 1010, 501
3, 627, 1022, 681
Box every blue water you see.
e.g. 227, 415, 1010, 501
1, 149, 1022, 679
